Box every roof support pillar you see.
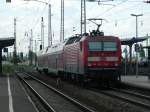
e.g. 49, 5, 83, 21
129, 44, 132, 72
0, 48, 2, 75
148, 48, 150, 60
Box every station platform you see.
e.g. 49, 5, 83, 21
121, 75, 150, 89
0, 75, 37, 112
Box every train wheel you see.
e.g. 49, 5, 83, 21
36, 67, 39, 72
113, 75, 121, 88
37, 69, 42, 74
43, 69, 48, 75
78, 75, 84, 87
75, 75, 81, 84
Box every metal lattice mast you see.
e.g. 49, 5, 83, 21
81, 0, 86, 36
41, 17, 44, 49
41, 17, 43, 49
60, 0, 64, 42
30, 29, 33, 52
48, 4, 52, 46
29, 29, 33, 65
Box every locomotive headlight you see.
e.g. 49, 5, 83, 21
88, 63, 92, 67
88, 63, 97, 67
114, 63, 118, 66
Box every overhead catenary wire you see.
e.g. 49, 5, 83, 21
32, 5, 48, 32
88, 0, 150, 29
24, 0, 51, 33
24, 0, 147, 33
99, 9, 150, 27
60, 0, 144, 37
21, 0, 150, 39
95, 0, 129, 17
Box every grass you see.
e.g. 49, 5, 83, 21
2, 62, 35, 76
2, 64, 15, 76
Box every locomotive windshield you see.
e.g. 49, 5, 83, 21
88, 41, 117, 51
103, 41, 117, 51
89, 42, 102, 51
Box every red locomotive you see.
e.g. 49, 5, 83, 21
37, 19, 122, 84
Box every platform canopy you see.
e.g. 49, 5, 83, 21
0, 37, 15, 75
120, 36, 149, 73
121, 36, 150, 45
0, 37, 15, 48
143, 46, 150, 49
143, 46, 150, 60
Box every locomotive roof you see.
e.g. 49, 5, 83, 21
65, 35, 82, 45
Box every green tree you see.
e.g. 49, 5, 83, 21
139, 49, 145, 58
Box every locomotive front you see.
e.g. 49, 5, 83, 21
82, 35, 122, 81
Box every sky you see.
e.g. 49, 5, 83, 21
0, 0, 150, 54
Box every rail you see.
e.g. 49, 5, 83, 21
17, 71, 96, 112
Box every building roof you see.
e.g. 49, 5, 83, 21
121, 36, 149, 45
0, 37, 15, 48
143, 46, 150, 49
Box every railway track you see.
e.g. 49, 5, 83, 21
92, 86, 150, 110
120, 82, 150, 96
16, 72, 96, 112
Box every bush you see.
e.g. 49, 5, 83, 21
2, 64, 15, 76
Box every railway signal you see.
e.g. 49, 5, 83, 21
135, 44, 140, 52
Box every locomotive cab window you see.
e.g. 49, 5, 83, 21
103, 41, 117, 51
88, 42, 102, 51
88, 41, 117, 51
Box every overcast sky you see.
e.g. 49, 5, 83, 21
0, 0, 150, 53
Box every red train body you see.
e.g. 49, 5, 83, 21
37, 33, 122, 82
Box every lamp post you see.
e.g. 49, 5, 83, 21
24, 0, 52, 47
131, 13, 143, 77
13, 18, 17, 65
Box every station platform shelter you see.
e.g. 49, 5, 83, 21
143, 46, 150, 60
0, 37, 15, 75
121, 36, 149, 73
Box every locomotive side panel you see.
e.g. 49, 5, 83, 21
78, 41, 85, 74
